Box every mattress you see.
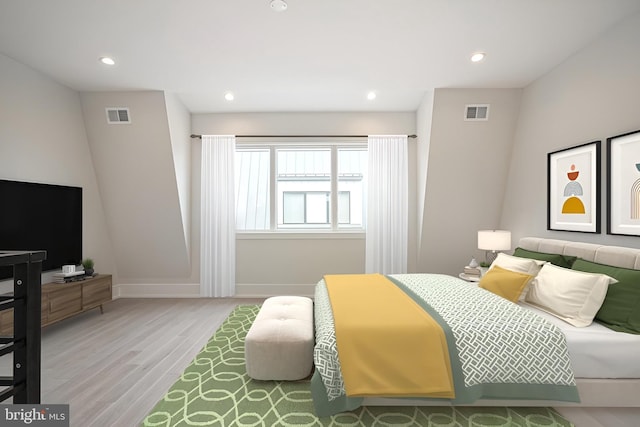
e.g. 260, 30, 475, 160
519, 302, 640, 378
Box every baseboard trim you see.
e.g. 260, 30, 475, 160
114, 283, 314, 298
115, 283, 200, 298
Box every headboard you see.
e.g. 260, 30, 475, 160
518, 237, 640, 270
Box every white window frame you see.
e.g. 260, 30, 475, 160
235, 140, 366, 237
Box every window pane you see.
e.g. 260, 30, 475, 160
235, 149, 270, 230
283, 192, 305, 224
338, 191, 350, 224
306, 192, 329, 224
277, 148, 330, 177
277, 149, 331, 228
338, 148, 367, 228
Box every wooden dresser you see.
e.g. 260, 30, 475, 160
0, 274, 112, 335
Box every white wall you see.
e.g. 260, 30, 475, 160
164, 92, 192, 259
80, 91, 191, 290
419, 88, 522, 274
0, 53, 114, 291
501, 12, 640, 248
191, 112, 416, 295
416, 91, 434, 258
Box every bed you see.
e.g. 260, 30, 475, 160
311, 237, 640, 416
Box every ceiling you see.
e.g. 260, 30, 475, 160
1, 0, 639, 113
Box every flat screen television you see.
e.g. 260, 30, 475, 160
0, 179, 82, 280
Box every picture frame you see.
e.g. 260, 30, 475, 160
547, 141, 601, 233
607, 129, 640, 236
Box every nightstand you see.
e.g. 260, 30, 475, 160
458, 273, 481, 282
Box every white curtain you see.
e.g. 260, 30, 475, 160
200, 135, 236, 297
365, 135, 408, 274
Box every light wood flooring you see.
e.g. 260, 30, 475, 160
1, 298, 639, 426
0, 298, 264, 426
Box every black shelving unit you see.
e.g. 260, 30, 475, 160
0, 250, 45, 403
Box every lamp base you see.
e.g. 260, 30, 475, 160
485, 251, 498, 265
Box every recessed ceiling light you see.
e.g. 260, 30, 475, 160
224, 92, 235, 101
99, 56, 115, 66
367, 91, 377, 100
270, 0, 288, 12
471, 52, 486, 63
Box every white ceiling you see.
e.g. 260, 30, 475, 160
1, 0, 639, 113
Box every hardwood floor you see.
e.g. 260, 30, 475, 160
1, 298, 264, 426
1, 298, 639, 426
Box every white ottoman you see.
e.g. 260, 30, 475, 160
245, 296, 314, 381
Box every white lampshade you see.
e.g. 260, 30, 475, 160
478, 230, 511, 251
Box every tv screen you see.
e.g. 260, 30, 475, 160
0, 179, 82, 280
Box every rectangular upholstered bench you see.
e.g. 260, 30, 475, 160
245, 296, 314, 381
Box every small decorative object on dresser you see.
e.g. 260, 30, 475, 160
81, 258, 95, 276
460, 257, 484, 282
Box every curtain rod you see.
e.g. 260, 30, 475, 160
190, 134, 417, 139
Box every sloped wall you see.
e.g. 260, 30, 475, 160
80, 91, 191, 286
165, 93, 192, 261
415, 91, 434, 258
419, 88, 522, 275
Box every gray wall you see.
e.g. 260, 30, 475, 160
419, 88, 522, 275
165, 92, 193, 258
192, 112, 417, 295
80, 91, 191, 287
415, 91, 434, 259
501, 13, 640, 248
0, 53, 115, 291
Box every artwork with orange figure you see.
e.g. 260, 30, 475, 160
567, 164, 579, 181
562, 196, 586, 214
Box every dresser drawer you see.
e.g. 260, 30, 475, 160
82, 276, 112, 309
47, 284, 82, 322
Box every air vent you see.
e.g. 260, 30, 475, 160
464, 104, 489, 121
106, 107, 131, 124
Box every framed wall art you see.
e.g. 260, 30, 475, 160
607, 129, 640, 236
547, 141, 601, 233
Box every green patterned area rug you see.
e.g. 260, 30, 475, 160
141, 305, 573, 427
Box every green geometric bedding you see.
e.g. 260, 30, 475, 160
312, 274, 579, 416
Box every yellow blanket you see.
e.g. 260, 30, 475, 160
324, 274, 454, 398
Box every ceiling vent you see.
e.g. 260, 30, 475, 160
106, 107, 131, 124
464, 104, 489, 121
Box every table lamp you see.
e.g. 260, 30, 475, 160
478, 230, 511, 265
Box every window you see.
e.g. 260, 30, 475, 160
235, 143, 367, 231
283, 191, 329, 224
337, 148, 366, 229
235, 148, 270, 230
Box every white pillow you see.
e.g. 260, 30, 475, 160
489, 253, 545, 301
489, 252, 545, 276
525, 263, 617, 327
